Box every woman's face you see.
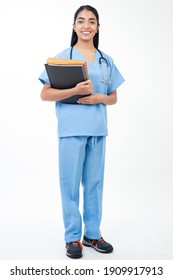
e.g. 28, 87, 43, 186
73, 9, 99, 43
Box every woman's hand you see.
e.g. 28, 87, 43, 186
75, 80, 93, 95
77, 90, 117, 105
77, 93, 103, 104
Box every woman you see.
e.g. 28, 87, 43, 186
39, 5, 125, 259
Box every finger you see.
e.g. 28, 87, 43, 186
83, 79, 91, 85
77, 98, 89, 104
80, 97, 89, 102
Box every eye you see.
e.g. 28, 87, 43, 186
77, 20, 84, 24
90, 21, 96, 25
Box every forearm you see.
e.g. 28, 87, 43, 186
99, 91, 117, 105
40, 83, 77, 102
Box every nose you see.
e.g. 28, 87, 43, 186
83, 21, 90, 28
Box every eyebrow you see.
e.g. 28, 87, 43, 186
77, 17, 96, 21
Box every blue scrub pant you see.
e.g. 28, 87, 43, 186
58, 136, 106, 242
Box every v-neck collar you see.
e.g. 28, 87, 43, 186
73, 47, 97, 65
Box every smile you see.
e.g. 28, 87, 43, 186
81, 31, 91, 35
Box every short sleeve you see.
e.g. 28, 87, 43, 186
106, 56, 125, 93
110, 64, 125, 91
38, 69, 50, 85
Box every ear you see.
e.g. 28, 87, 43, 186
73, 24, 76, 32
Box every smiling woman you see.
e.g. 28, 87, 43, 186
38, 4, 125, 259
73, 10, 99, 64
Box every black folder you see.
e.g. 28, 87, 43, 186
45, 58, 90, 104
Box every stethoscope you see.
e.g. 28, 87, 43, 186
70, 47, 111, 84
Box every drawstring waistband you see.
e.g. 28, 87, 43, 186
89, 136, 98, 149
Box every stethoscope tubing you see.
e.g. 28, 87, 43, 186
70, 47, 108, 66
70, 47, 111, 84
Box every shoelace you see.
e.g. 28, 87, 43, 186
71, 241, 83, 250
98, 237, 105, 243
89, 237, 105, 245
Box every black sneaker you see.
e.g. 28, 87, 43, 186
66, 240, 83, 259
82, 236, 113, 253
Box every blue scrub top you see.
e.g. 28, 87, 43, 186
38, 47, 125, 137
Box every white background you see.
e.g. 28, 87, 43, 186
0, 0, 173, 262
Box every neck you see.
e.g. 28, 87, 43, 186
74, 40, 96, 52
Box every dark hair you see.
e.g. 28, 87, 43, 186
70, 5, 100, 48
